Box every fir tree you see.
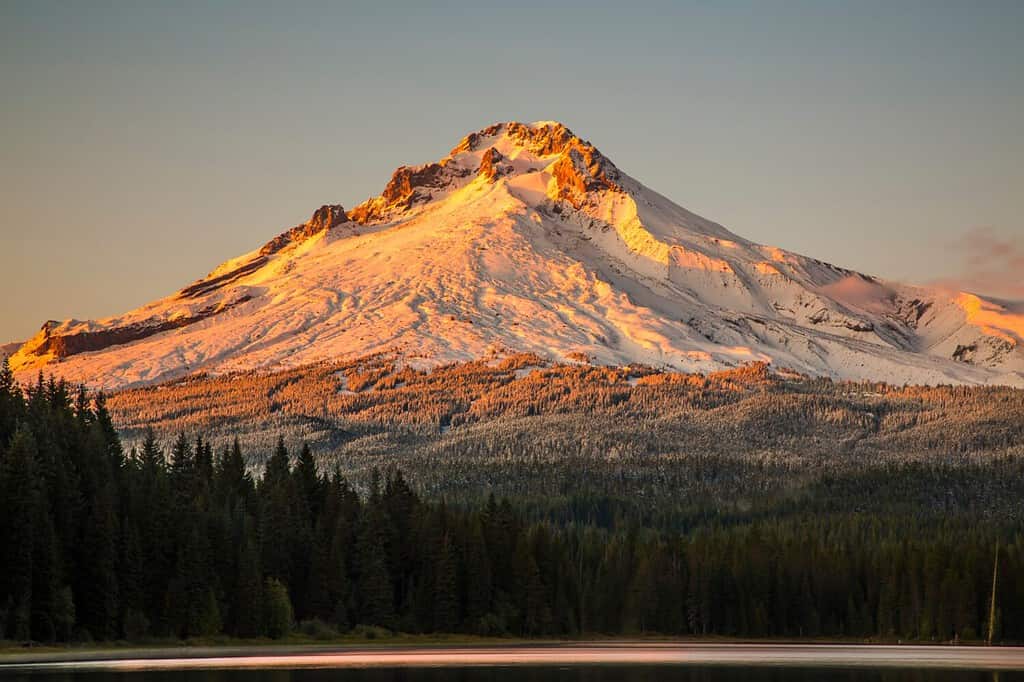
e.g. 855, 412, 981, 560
355, 502, 395, 628
1, 428, 40, 639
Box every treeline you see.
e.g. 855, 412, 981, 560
104, 354, 1024, 517
1, 362, 1022, 643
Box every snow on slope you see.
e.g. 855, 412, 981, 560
9, 121, 1024, 389
1, 342, 22, 359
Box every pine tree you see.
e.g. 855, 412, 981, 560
0, 356, 24, 447
194, 434, 214, 495
288, 443, 318, 619
92, 392, 124, 471
77, 462, 119, 639
307, 472, 355, 625
295, 443, 322, 524
262, 577, 293, 639
230, 515, 263, 637
29, 498, 59, 642
430, 504, 459, 633
217, 437, 252, 509
119, 517, 146, 638
139, 428, 164, 472
167, 525, 220, 638
515, 535, 551, 636
1, 428, 40, 640
355, 502, 395, 628
264, 436, 291, 487
383, 468, 419, 615
463, 517, 493, 627
168, 432, 195, 508
259, 438, 298, 588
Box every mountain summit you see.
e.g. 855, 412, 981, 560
10, 121, 1024, 388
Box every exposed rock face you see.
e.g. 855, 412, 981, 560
807, 308, 875, 332
179, 256, 267, 299
381, 164, 448, 205
349, 160, 472, 223
953, 343, 977, 363
449, 123, 504, 156
17, 297, 252, 362
550, 146, 620, 206
260, 204, 348, 256
894, 297, 933, 328
359, 121, 622, 220
485, 121, 623, 206
477, 147, 510, 181
506, 121, 578, 155
308, 204, 348, 232
954, 336, 1016, 365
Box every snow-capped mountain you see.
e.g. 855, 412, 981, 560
10, 121, 1024, 389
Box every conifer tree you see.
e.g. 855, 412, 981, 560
169, 433, 195, 507
262, 577, 293, 639
217, 437, 252, 508
307, 471, 355, 625
1, 428, 40, 639
0, 357, 23, 446
355, 502, 395, 628
229, 515, 263, 637
259, 437, 299, 588
295, 443, 322, 524
463, 517, 493, 627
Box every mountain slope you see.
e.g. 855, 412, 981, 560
10, 121, 1024, 389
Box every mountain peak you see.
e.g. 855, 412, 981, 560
351, 121, 620, 223
9, 120, 1024, 389
451, 120, 576, 154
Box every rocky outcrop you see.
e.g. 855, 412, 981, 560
478, 147, 510, 181
307, 204, 349, 232
14, 297, 252, 364
953, 343, 977, 363
449, 123, 504, 155
506, 121, 579, 156
359, 121, 623, 218
260, 204, 348, 256
953, 336, 1016, 366
894, 297, 933, 328
550, 146, 621, 207
807, 308, 875, 332
179, 256, 268, 299
350, 160, 471, 223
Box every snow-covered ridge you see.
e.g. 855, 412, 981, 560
9, 121, 1024, 389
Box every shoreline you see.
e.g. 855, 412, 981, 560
3, 641, 1024, 672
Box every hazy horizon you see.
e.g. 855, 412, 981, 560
2, 1, 1023, 342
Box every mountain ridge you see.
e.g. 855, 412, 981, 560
9, 120, 1024, 389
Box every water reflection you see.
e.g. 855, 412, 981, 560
1, 667, 1018, 682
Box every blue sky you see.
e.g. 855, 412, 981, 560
2, 1, 1022, 340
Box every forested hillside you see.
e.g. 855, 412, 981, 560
1, 358, 1022, 644
107, 354, 1024, 517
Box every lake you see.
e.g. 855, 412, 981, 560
0, 667, 1019, 681
2, 645, 1022, 681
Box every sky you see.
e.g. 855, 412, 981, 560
2, 0, 1022, 342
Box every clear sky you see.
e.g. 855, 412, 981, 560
2, 1, 1022, 342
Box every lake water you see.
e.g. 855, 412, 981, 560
3, 645, 1022, 682
0, 667, 1019, 681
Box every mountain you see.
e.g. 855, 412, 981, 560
1, 341, 21, 359
9, 121, 1024, 389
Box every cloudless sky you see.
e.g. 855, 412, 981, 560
2, 0, 1022, 341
